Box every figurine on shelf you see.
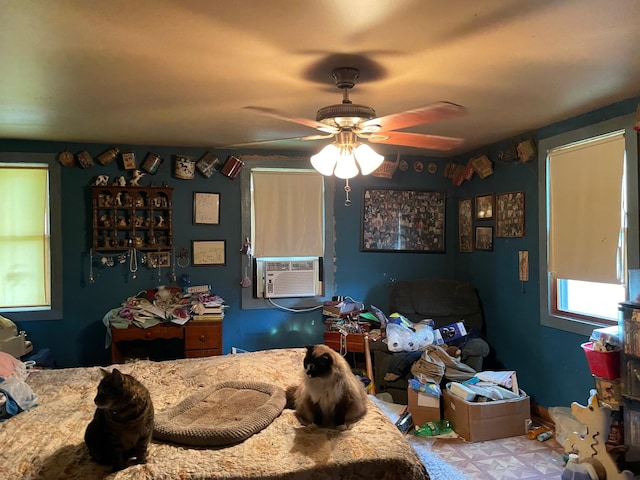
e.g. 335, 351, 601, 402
112, 176, 126, 187
118, 217, 127, 228
130, 169, 145, 186
115, 192, 123, 206
157, 215, 165, 227
94, 175, 109, 186
102, 234, 112, 248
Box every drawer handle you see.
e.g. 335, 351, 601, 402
145, 332, 152, 339
199, 335, 206, 341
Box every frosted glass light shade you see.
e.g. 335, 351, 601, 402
310, 144, 339, 176
311, 140, 383, 178
333, 153, 359, 179
354, 143, 384, 175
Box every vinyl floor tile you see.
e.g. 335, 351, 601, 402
426, 434, 566, 479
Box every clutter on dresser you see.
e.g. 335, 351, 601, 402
102, 286, 226, 340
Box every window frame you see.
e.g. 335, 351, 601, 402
239, 156, 335, 310
538, 114, 639, 335
0, 152, 63, 320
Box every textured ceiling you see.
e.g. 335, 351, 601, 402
1, 0, 640, 157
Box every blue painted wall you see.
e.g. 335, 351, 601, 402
2, 95, 638, 409
453, 96, 640, 409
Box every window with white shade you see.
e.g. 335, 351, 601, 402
251, 169, 324, 259
539, 115, 639, 335
0, 153, 63, 320
239, 158, 335, 308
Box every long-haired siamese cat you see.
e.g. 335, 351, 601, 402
289, 344, 368, 430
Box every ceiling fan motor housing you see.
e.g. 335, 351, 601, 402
316, 103, 377, 128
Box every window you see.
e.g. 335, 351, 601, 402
0, 153, 62, 320
240, 158, 335, 309
538, 115, 639, 335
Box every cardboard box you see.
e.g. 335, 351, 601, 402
407, 387, 441, 426
443, 386, 530, 442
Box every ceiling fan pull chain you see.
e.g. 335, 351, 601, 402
344, 179, 351, 207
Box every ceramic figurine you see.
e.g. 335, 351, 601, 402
130, 169, 145, 186
94, 175, 109, 186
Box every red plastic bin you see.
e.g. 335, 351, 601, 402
581, 342, 621, 380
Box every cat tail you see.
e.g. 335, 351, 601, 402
285, 385, 298, 409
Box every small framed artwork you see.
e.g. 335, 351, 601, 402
475, 226, 493, 251
146, 252, 171, 269
121, 152, 137, 170
475, 193, 494, 220
192, 240, 226, 266
496, 191, 525, 238
193, 192, 220, 225
458, 198, 474, 253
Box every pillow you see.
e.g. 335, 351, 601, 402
0, 352, 27, 381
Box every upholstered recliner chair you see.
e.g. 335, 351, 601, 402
370, 279, 490, 404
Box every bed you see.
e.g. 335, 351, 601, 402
0, 347, 429, 479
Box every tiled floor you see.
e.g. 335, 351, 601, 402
411, 434, 567, 479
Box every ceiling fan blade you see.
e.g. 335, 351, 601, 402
244, 106, 339, 134
367, 131, 464, 151
361, 101, 466, 132
226, 133, 334, 147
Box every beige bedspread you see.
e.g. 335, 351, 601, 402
0, 348, 429, 479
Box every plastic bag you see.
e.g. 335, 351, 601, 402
548, 406, 587, 447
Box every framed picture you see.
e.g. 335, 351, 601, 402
192, 240, 226, 266
475, 226, 493, 251
458, 198, 474, 252
146, 252, 171, 269
496, 191, 525, 238
361, 188, 445, 253
475, 193, 494, 220
193, 192, 220, 225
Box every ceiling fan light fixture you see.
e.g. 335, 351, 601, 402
333, 151, 359, 179
354, 143, 384, 175
310, 144, 339, 176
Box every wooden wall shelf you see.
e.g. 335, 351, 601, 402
92, 186, 173, 251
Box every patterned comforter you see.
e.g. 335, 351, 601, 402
0, 348, 429, 479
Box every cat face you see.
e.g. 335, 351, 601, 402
94, 368, 125, 409
303, 345, 334, 378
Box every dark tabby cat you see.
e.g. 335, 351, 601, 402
84, 368, 154, 472
288, 344, 368, 430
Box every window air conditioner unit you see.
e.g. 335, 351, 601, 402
263, 259, 318, 298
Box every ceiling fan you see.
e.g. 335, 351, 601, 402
239, 67, 467, 152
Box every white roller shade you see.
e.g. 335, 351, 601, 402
548, 131, 625, 284
252, 169, 324, 258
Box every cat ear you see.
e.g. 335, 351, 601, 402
304, 345, 314, 354
100, 368, 110, 377
111, 368, 124, 386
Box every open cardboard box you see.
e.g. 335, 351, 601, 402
443, 385, 530, 442
407, 387, 441, 426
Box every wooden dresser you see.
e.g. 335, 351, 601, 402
110, 320, 222, 364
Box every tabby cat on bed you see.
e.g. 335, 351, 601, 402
288, 344, 368, 430
84, 368, 154, 472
